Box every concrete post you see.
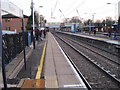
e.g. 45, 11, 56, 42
31, 0, 35, 49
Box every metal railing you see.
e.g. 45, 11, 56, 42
2, 32, 31, 64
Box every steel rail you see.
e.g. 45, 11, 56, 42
53, 33, 92, 90
57, 31, 120, 57
63, 35, 120, 66
54, 33, 120, 85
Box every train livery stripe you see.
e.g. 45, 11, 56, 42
35, 42, 46, 79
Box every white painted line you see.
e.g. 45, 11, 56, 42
64, 84, 83, 88
52, 33, 87, 89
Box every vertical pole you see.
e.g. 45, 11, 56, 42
0, 0, 7, 88
92, 15, 94, 32
89, 21, 91, 35
92, 14, 94, 27
21, 11, 27, 70
39, 6, 41, 29
39, 7, 40, 29
51, 8, 52, 19
115, 3, 117, 22
32, 0, 35, 49
39, 6, 43, 29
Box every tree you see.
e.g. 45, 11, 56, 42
101, 20, 105, 27
105, 17, 115, 27
26, 15, 32, 30
34, 11, 39, 29
69, 16, 82, 23
96, 20, 101, 23
26, 11, 39, 31
84, 19, 92, 26
63, 18, 70, 23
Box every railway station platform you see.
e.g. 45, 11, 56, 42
2, 31, 119, 89
66, 32, 120, 45
4, 32, 87, 89
44, 32, 87, 88
78, 32, 120, 45
57, 31, 120, 54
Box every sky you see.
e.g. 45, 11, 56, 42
8, 0, 120, 22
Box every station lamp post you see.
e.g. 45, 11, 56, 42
39, 6, 43, 29
107, 2, 118, 39
31, 0, 36, 49
92, 13, 96, 27
107, 2, 117, 22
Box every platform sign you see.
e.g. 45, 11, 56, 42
1, 0, 23, 18
71, 24, 76, 33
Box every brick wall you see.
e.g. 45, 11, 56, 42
2, 18, 28, 32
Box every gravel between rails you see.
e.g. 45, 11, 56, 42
56, 33, 120, 80
63, 35, 120, 79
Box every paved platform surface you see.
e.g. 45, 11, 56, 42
2, 32, 87, 89
5, 39, 45, 87
63, 32, 120, 45
44, 32, 87, 88
2, 31, 120, 89
77, 32, 120, 45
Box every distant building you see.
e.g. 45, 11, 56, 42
2, 14, 28, 32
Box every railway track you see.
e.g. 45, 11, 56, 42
58, 33, 120, 65
58, 32, 120, 62
53, 32, 120, 89
55, 33, 120, 80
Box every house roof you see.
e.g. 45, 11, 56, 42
2, 14, 28, 18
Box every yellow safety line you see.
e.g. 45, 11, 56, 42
35, 42, 46, 79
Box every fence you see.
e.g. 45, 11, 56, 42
2, 31, 32, 64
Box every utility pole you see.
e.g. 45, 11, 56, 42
92, 13, 95, 31
107, 2, 117, 23
39, 6, 43, 29
31, 0, 35, 49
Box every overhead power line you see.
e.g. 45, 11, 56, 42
96, 8, 115, 15
66, 0, 88, 16
76, 9, 80, 17
76, 9, 84, 21
59, 9, 66, 18
64, 0, 79, 14
51, 0, 59, 18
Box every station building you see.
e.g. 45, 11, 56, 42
2, 14, 28, 32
